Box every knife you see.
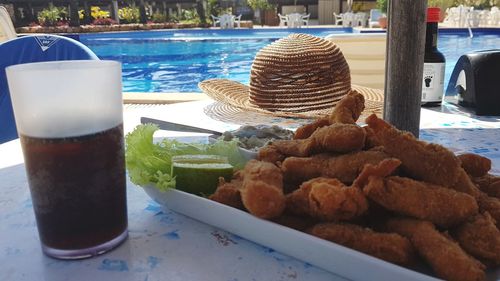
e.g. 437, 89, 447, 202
140, 117, 223, 136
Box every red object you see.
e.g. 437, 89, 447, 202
427, 7, 441, 23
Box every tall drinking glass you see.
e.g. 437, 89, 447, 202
6, 60, 128, 259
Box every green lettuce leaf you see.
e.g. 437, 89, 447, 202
125, 124, 247, 190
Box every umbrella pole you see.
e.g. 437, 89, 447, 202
383, 0, 427, 137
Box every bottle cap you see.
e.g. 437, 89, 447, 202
427, 7, 440, 23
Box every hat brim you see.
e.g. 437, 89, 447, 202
203, 101, 313, 128
199, 79, 384, 120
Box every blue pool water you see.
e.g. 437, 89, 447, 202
79, 28, 500, 93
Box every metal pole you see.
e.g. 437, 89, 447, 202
111, 0, 120, 24
383, 0, 427, 137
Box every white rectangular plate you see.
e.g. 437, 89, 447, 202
142, 185, 452, 281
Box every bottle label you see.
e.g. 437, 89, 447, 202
422, 62, 445, 102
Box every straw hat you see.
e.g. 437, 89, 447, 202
199, 33, 384, 119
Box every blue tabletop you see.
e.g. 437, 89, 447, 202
1, 101, 499, 281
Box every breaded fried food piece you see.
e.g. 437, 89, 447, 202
294, 90, 365, 140
453, 168, 483, 198
240, 160, 286, 219
329, 89, 365, 125
257, 144, 286, 164
454, 212, 500, 266
209, 177, 244, 210
281, 150, 390, 184
308, 223, 415, 266
352, 158, 401, 188
365, 114, 462, 187
308, 178, 368, 221
273, 123, 366, 157
458, 153, 492, 177
472, 174, 500, 198
476, 192, 500, 227
358, 160, 478, 227
363, 126, 382, 149
294, 117, 330, 140
285, 177, 369, 221
285, 180, 314, 217
271, 214, 318, 232
386, 218, 485, 281
286, 177, 368, 221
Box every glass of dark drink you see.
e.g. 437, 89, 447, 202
6, 60, 128, 259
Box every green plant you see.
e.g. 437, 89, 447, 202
119, 6, 140, 23
169, 12, 180, 23
91, 6, 110, 19
151, 11, 167, 23
454, 0, 498, 8
38, 6, 67, 26
376, 0, 387, 14
428, 0, 455, 7
208, 0, 220, 16
352, 2, 365, 12
247, 0, 274, 11
180, 9, 201, 24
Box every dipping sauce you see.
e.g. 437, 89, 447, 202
221, 125, 294, 151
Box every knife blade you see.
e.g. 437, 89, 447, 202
140, 117, 223, 136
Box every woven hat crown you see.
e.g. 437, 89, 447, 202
249, 33, 351, 113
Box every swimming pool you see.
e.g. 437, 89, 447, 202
79, 28, 500, 93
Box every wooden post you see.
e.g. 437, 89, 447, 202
69, 0, 80, 27
383, 0, 427, 137
139, 0, 148, 23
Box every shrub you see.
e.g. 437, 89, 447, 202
119, 6, 140, 23
38, 6, 67, 27
376, 0, 387, 14
151, 11, 167, 23
91, 6, 110, 19
92, 18, 116, 25
180, 9, 201, 24
454, 0, 498, 8
169, 13, 180, 23
247, 0, 273, 11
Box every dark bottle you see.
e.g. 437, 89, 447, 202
421, 7, 446, 106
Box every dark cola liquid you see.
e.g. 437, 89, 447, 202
20, 124, 127, 250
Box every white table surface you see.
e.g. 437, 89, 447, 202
1, 100, 499, 281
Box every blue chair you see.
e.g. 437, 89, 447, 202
0, 34, 99, 143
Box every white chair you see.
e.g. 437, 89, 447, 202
455, 5, 473, 27
219, 14, 235, 29
468, 9, 481, 28
325, 33, 387, 90
355, 12, 368, 27
478, 10, 490, 26
278, 13, 288, 27
333, 12, 343, 26
234, 14, 242, 28
211, 14, 220, 27
287, 13, 303, 28
342, 12, 355, 27
0, 6, 16, 43
302, 13, 310, 26
368, 9, 382, 28
490, 6, 500, 26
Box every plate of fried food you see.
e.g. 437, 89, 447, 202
142, 90, 500, 281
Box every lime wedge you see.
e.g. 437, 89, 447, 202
172, 155, 233, 196
172, 154, 228, 164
